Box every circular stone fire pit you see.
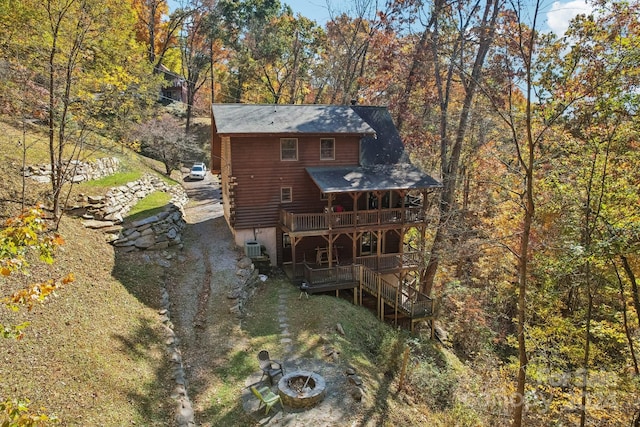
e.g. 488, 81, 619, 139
277, 371, 326, 409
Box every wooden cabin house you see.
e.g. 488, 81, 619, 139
211, 103, 441, 331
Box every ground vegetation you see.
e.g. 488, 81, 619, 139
0, 0, 639, 425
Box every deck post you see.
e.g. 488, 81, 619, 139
352, 265, 357, 305
358, 265, 363, 307
377, 276, 383, 321
394, 284, 399, 326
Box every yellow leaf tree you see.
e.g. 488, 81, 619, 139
1, 206, 73, 425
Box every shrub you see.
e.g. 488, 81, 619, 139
408, 357, 457, 410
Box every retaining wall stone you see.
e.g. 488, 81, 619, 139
77, 174, 189, 251
23, 157, 120, 183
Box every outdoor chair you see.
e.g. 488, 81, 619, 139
250, 386, 284, 415
257, 350, 284, 385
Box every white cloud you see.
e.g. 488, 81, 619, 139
546, 0, 594, 35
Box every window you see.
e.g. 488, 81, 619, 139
281, 138, 298, 161
282, 233, 291, 248
281, 187, 292, 203
320, 192, 328, 201
360, 231, 377, 255
320, 138, 335, 160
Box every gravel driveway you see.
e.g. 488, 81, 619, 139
164, 172, 250, 424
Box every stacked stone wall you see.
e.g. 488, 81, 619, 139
23, 157, 120, 183
77, 174, 189, 251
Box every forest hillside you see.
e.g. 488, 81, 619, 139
1, 0, 639, 426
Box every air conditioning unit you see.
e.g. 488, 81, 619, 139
244, 241, 261, 258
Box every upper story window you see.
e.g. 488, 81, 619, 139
281, 138, 298, 161
281, 187, 292, 203
320, 138, 335, 160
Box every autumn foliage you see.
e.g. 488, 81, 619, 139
1, 207, 71, 425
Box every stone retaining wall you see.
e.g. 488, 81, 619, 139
78, 174, 189, 251
23, 157, 120, 183
108, 206, 187, 252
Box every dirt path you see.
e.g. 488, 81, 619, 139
165, 172, 365, 426
164, 172, 249, 424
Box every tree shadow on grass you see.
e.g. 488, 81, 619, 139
111, 248, 165, 309
355, 373, 395, 427
112, 316, 174, 424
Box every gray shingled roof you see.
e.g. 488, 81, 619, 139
306, 165, 442, 193
351, 105, 406, 166
212, 104, 376, 135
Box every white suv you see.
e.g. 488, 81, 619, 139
189, 163, 207, 180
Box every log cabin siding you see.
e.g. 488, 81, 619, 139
229, 134, 361, 230
220, 136, 233, 223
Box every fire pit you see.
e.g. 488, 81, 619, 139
277, 371, 326, 409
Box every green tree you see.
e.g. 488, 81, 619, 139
131, 0, 191, 70
538, 4, 640, 423
0, 0, 159, 223
179, 0, 215, 133
213, 0, 326, 104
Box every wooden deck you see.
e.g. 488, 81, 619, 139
296, 262, 435, 334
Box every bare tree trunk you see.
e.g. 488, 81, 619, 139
612, 259, 639, 375
579, 270, 593, 427
620, 255, 640, 331
512, 137, 534, 427
395, 29, 430, 133
421, 0, 500, 295
511, 1, 539, 423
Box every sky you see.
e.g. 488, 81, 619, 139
286, 0, 594, 34
285, 0, 339, 23
169, 0, 594, 35
545, 0, 593, 34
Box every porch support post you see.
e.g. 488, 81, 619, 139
328, 234, 339, 268
396, 228, 404, 269
351, 192, 359, 216
354, 231, 364, 267
377, 275, 383, 321
326, 194, 334, 231
399, 190, 406, 222
374, 191, 383, 225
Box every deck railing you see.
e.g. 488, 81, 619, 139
379, 275, 398, 304
281, 207, 424, 232
400, 285, 433, 317
355, 252, 421, 271
303, 264, 357, 285
360, 266, 378, 295
358, 264, 434, 318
